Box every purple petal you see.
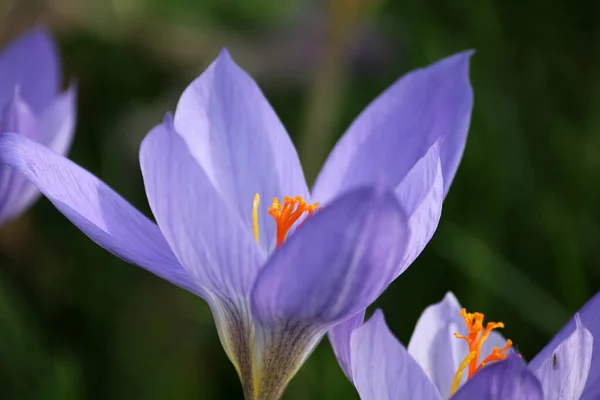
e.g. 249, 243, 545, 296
0, 91, 41, 140
394, 139, 443, 279
0, 93, 41, 224
407, 292, 465, 397
452, 355, 543, 400
173, 49, 309, 254
350, 310, 443, 400
139, 115, 265, 303
40, 85, 77, 155
312, 50, 474, 204
329, 311, 365, 381
0, 132, 201, 296
0, 28, 59, 113
529, 291, 600, 399
532, 314, 593, 400
251, 185, 409, 326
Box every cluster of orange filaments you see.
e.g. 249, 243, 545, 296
449, 308, 513, 396
267, 196, 319, 249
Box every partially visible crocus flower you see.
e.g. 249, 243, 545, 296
0, 28, 76, 226
341, 292, 599, 399
350, 309, 544, 400
0, 48, 472, 399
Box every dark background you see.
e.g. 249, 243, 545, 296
1, 0, 599, 398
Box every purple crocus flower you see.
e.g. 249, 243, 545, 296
0, 28, 76, 226
343, 292, 599, 399
0, 49, 472, 399
350, 310, 544, 400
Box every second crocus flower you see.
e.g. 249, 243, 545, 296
0, 48, 472, 399
0, 28, 76, 226
341, 291, 599, 399
350, 309, 544, 400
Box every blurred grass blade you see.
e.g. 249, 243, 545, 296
435, 221, 570, 335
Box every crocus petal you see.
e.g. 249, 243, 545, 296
529, 291, 600, 399
173, 49, 309, 253
394, 140, 443, 279
532, 314, 593, 400
0, 132, 200, 296
140, 114, 265, 303
406, 292, 507, 397
0, 28, 59, 113
40, 85, 77, 155
0, 91, 41, 141
7, 86, 78, 229
312, 51, 473, 204
350, 310, 443, 400
452, 355, 543, 400
407, 292, 464, 397
329, 311, 365, 381
0, 94, 41, 224
252, 185, 409, 325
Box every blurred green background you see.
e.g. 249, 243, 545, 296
1, 0, 599, 398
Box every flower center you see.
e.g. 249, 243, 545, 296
252, 194, 319, 249
449, 308, 513, 397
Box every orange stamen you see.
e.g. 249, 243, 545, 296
449, 308, 513, 396
268, 196, 319, 249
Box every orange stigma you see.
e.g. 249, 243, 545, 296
449, 308, 513, 396
268, 196, 319, 249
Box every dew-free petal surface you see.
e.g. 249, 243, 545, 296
532, 314, 593, 400
140, 115, 265, 304
329, 311, 365, 381
0, 28, 59, 113
529, 291, 600, 399
312, 51, 473, 204
407, 292, 465, 398
350, 310, 443, 400
174, 49, 309, 254
40, 85, 76, 155
452, 355, 543, 400
0, 95, 41, 224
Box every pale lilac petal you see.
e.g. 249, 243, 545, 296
350, 310, 443, 400
329, 311, 365, 380
0, 87, 77, 223
0, 91, 41, 141
173, 49, 308, 253
140, 115, 266, 304
532, 314, 593, 400
529, 291, 600, 399
0, 94, 41, 224
0, 132, 201, 296
141, 115, 270, 392
312, 51, 474, 204
394, 140, 443, 279
407, 292, 464, 397
251, 185, 409, 326
452, 355, 543, 400
0, 28, 59, 113
407, 292, 508, 396
13, 87, 79, 220
40, 85, 77, 155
